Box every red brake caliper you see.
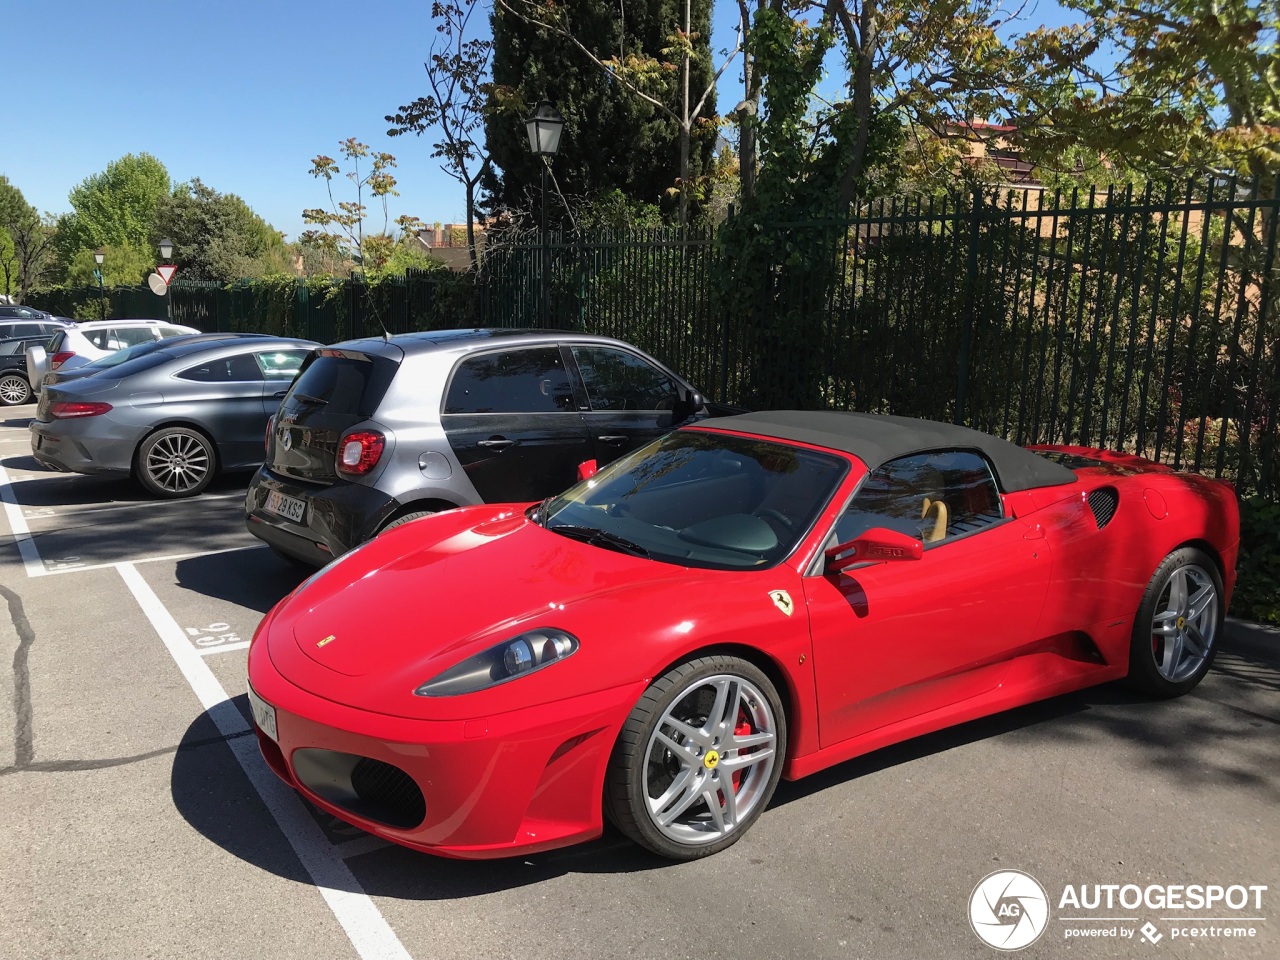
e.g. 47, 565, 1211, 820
731, 707, 752, 793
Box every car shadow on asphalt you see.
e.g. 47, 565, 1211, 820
173, 547, 309, 613
1, 451, 252, 506
169, 622, 1279, 899
169, 699, 670, 897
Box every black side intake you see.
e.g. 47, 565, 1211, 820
1087, 487, 1119, 529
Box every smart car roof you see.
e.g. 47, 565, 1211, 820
698, 410, 1078, 492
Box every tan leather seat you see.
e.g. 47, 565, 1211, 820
921, 497, 948, 542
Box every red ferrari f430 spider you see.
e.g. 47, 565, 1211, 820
247, 411, 1239, 860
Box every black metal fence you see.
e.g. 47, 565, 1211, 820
27, 178, 1280, 496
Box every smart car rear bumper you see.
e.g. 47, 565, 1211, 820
246, 611, 642, 859
245, 466, 399, 566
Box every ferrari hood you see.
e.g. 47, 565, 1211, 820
276, 506, 678, 682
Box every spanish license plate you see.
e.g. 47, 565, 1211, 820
247, 684, 278, 742
264, 490, 306, 523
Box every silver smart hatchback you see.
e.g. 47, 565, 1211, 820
244, 329, 721, 566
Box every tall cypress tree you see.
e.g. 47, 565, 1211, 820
484, 0, 716, 224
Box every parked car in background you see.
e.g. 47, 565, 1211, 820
0, 336, 51, 405
245, 410, 1238, 861
41, 332, 285, 391
25, 319, 199, 398
30, 334, 316, 497
245, 329, 723, 566
0, 308, 71, 342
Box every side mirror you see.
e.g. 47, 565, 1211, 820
825, 527, 923, 573
577, 459, 598, 481
674, 387, 703, 424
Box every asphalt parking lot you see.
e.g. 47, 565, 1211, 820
1, 402, 1277, 960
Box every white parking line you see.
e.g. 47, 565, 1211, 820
118, 563, 413, 960
198, 640, 252, 656
0, 458, 47, 577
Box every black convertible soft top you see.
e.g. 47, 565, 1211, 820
696, 410, 1078, 492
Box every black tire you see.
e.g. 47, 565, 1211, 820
605, 654, 786, 860
135, 426, 216, 498
380, 509, 437, 533
0, 373, 31, 406
1127, 546, 1224, 698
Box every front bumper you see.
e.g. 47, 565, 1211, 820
246, 621, 643, 859
244, 466, 399, 566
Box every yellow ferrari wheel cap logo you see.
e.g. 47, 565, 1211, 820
316, 634, 336, 648
1176, 616, 1186, 630
769, 590, 794, 616
703, 750, 720, 770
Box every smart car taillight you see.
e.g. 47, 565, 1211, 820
50, 351, 75, 369
336, 430, 384, 475
264, 415, 275, 454
50, 401, 112, 419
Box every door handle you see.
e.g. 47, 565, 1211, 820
272, 390, 289, 399
597, 435, 628, 444
477, 438, 517, 449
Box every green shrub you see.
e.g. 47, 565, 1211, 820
1232, 496, 1280, 624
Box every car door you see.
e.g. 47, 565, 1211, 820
802, 450, 1052, 748
568, 343, 685, 465
173, 351, 267, 468
440, 345, 593, 503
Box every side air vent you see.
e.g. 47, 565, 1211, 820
1087, 487, 1119, 529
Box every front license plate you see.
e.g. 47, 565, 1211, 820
264, 490, 306, 523
247, 684, 278, 742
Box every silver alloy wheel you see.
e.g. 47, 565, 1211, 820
642, 673, 778, 846
0, 374, 31, 405
1149, 563, 1219, 683
145, 432, 211, 493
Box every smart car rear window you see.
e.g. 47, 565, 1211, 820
285, 352, 398, 419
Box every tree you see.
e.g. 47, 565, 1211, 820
58, 153, 172, 255
153, 179, 291, 282
301, 138, 424, 275
484, 0, 720, 224
1023, 0, 1279, 186
387, 0, 494, 269
0, 176, 59, 299
64, 243, 154, 288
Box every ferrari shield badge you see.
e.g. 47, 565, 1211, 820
769, 590, 794, 617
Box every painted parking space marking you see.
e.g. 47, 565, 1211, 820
118, 562, 413, 960
19, 490, 245, 522
0, 458, 47, 577
198, 640, 252, 656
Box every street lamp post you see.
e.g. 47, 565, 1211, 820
158, 238, 174, 322
524, 101, 564, 326
93, 249, 105, 320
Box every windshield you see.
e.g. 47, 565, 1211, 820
80, 339, 171, 371
540, 430, 848, 570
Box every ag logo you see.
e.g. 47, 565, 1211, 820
969, 869, 1050, 951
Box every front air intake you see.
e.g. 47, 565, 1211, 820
291, 748, 426, 829
1087, 487, 1118, 529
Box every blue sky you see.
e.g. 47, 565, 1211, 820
5, 1, 1080, 242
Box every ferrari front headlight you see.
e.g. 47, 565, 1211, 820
413, 628, 579, 697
